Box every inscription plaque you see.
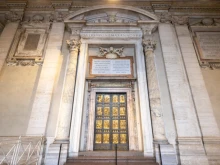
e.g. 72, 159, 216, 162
24, 34, 40, 51
196, 32, 220, 61
89, 57, 133, 78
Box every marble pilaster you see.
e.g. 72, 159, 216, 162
26, 22, 65, 135
56, 39, 81, 140
175, 25, 220, 164
159, 23, 208, 165
0, 22, 19, 71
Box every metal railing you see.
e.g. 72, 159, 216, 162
0, 136, 44, 165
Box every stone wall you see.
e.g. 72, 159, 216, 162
0, 65, 39, 136
202, 69, 220, 129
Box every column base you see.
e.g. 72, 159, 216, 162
203, 137, 220, 165
178, 138, 209, 165
160, 144, 178, 165
45, 143, 68, 165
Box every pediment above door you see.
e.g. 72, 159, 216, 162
64, 5, 159, 24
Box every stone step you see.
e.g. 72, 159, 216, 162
66, 151, 159, 165
79, 151, 144, 157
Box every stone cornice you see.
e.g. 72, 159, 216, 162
0, 1, 219, 19
6, 0, 26, 11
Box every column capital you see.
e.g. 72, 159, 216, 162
66, 39, 81, 51
139, 24, 158, 36
5, 11, 23, 22
143, 39, 156, 54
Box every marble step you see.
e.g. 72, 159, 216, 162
66, 151, 159, 165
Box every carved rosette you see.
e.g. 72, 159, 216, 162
66, 39, 81, 52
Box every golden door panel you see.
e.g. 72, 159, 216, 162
94, 93, 128, 151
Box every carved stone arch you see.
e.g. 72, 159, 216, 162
64, 5, 159, 22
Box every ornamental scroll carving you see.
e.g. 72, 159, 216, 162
99, 47, 125, 59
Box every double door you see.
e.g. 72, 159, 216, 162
94, 93, 129, 151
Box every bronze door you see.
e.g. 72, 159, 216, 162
94, 93, 129, 151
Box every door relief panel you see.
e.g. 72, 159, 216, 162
94, 93, 129, 151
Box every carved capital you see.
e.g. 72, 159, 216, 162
66, 39, 81, 51
140, 24, 158, 36
66, 23, 84, 40
157, 13, 189, 25
143, 39, 156, 55
5, 11, 23, 22
50, 12, 67, 22
172, 16, 189, 25
157, 12, 172, 23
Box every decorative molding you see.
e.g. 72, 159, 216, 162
189, 18, 220, 26
192, 31, 220, 69
26, 4, 53, 11
64, 5, 159, 22
7, 28, 48, 66
151, 2, 171, 12
80, 27, 143, 39
66, 39, 81, 51
81, 32, 142, 39
156, 13, 189, 25
51, 1, 72, 10
90, 81, 133, 89
169, 7, 220, 13
6, 1, 26, 10
32, 14, 44, 23
99, 47, 125, 58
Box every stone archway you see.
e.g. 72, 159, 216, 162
61, 4, 161, 160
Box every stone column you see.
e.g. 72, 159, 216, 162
143, 39, 167, 142
69, 42, 88, 157
0, 22, 19, 71
135, 40, 154, 157
26, 22, 65, 135
56, 39, 81, 140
